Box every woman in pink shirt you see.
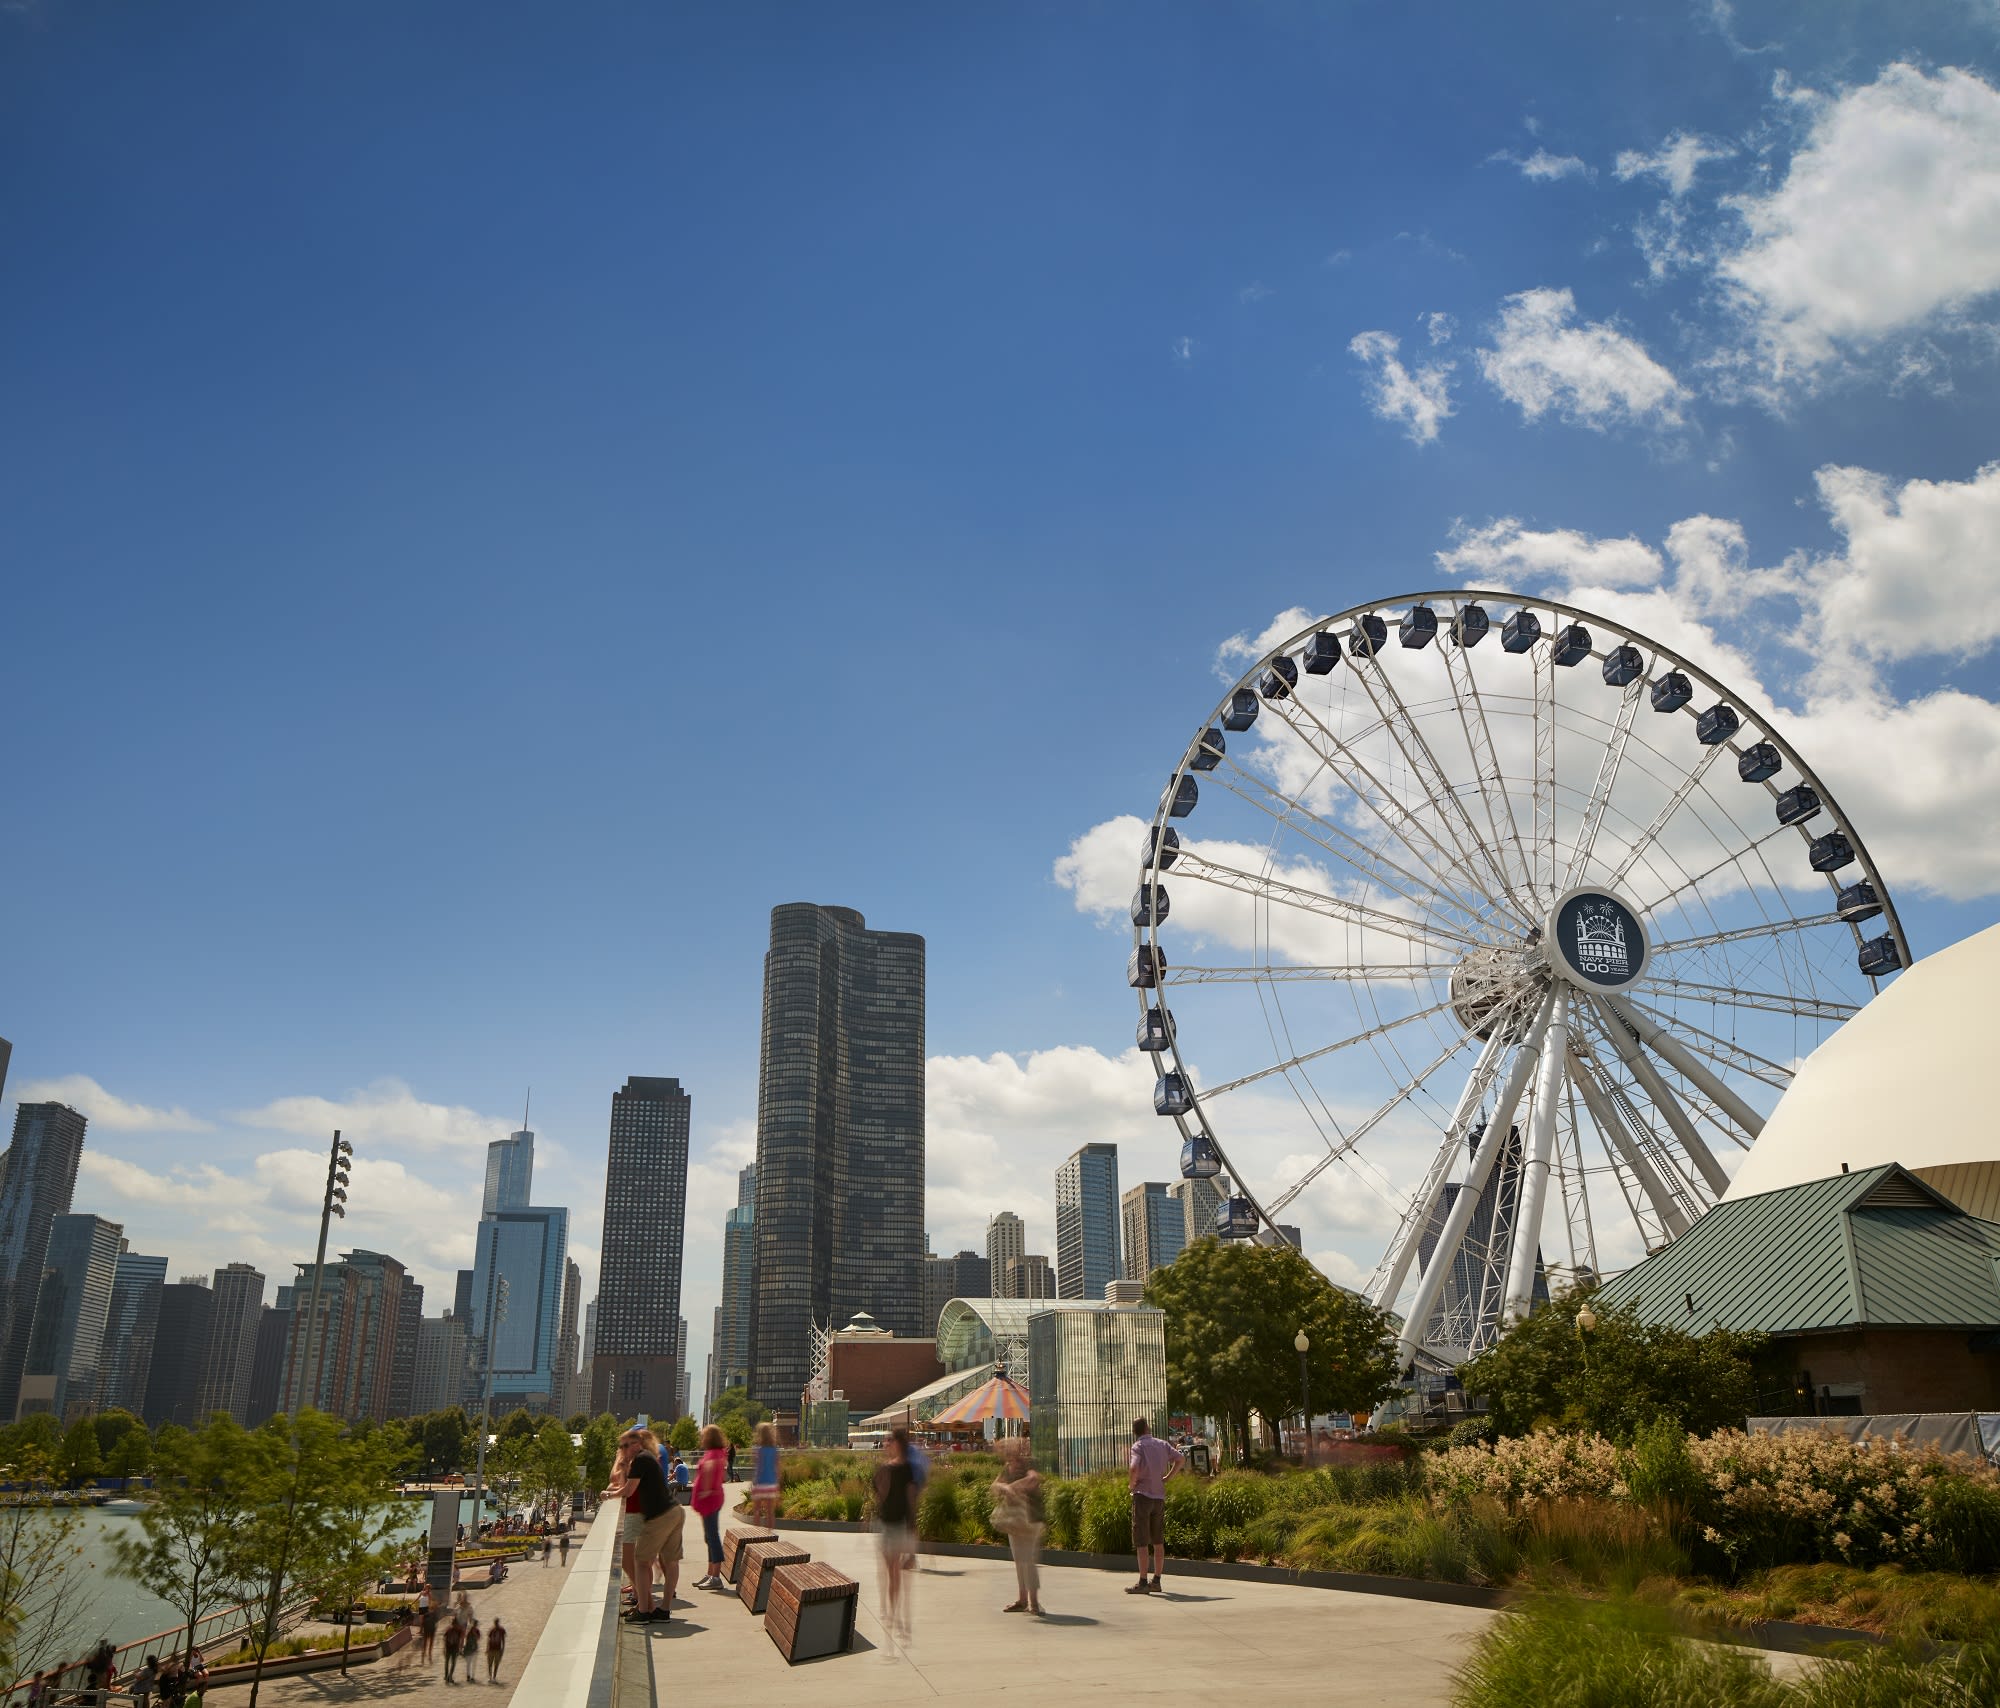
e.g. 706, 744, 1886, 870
690, 1425, 731, 1589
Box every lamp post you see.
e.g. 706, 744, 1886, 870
1294, 1330, 1312, 1468
1574, 1302, 1597, 1372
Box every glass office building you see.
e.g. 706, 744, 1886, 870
1055, 1143, 1122, 1300
1026, 1303, 1167, 1477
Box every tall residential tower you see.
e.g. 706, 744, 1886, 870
1055, 1143, 1122, 1301
0, 1102, 88, 1420
591, 1077, 689, 1419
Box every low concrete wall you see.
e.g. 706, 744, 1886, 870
509, 1510, 619, 1708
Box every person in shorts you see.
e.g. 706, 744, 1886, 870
1125, 1417, 1184, 1595
608, 1427, 682, 1622
872, 1429, 919, 1639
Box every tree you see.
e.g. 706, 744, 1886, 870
420, 1408, 471, 1476
105, 1418, 152, 1479
497, 1407, 538, 1442
711, 1386, 767, 1427
527, 1420, 579, 1523
1458, 1283, 1768, 1442
59, 1416, 102, 1486
92, 1407, 142, 1461
718, 1412, 752, 1450
113, 1415, 261, 1661
8, 1414, 60, 1459
668, 1415, 700, 1453
0, 1446, 95, 1683
566, 1413, 589, 1434
1145, 1240, 1402, 1458
580, 1414, 620, 1494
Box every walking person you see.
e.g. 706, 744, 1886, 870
991, 1438, 1046, 1615
542, 1534, 552, 1566
420, 1601, 439, 1664
751, 1421, 780, 1530
463, 1617, 482, 1682
1125, 1416, 1185, 1595
691, 1425, 730, 1588
131, 1655, 159, 1707
443, 1620, 462, 1683
486, 1618, 506, 1683
872, 1429, 918, 1640
559, 1528, 570, 1565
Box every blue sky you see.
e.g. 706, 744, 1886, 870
4, 3, 1998, 1397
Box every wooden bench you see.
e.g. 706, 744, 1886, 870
765, 1561, 859, 1663
722, 1528, 779, 1587
736, 1541, 810, 1614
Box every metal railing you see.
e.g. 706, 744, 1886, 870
5, 1592, 313, 1705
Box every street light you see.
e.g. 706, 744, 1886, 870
1574, 1303, 1597, 1371
1294, 1330, 1312, 1468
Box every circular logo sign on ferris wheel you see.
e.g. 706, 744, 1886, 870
1548, 887, 1649, 991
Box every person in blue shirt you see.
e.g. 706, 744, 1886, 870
752, 1421, 780, 1528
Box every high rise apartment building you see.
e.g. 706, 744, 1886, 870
712, 1166, 756, 1404
1168, 1177, 1223, 1248
245, 1297, 292, 1425
1120, 1183, 1186, 1282
0, 1102, 88, 1419
1007, 1254, 1055, 1300
388, 1279, 423, 1418
145, 1282, 216, 1429
18, 1213, 121, 1421
555, 1259, 582, 1418
279, 1250, 410, 1424
1055, 1143, 1122, 1301
985, 1212, 1025, 1299
922, 1249, 989, 1335
592, 1077, 690, 1419
412, 1313, 469, 1413
471, 1205, 570, 1412
749, 904, 925, 1411
197, 1263, 267, 1423
483, 1130, 535, 1215
98, 1250, 168, 1413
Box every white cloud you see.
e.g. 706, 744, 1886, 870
1490, 148, 1592, 181
1477, 287, 1688, 429
1426, 312, 1456, 346
1440, 517, 1664, 588
14, 1074, 210, 1132
229, 1078, 514, 1153
1170, 336, 1195, 364
1717, 64, 2000, 380
1348, 330, 1455, 445
1239, 282, 1274, 304
1615, 132, 1733, 197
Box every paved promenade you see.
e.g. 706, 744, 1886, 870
615, 1518, 1501, 1707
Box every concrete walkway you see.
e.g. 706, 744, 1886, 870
616, 1518, 1501, 1706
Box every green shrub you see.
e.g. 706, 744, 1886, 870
1164, 1476, 1212, 1556
1448, 1418, 1496, 1449
1516, 1498, 1687, 1593
1212, 1524, 1249, 1561
959, 1473, 996, 1544
1628, 1416, 1703, 1511
1045, 1478, 1083, 1552
918, 1469, 962, 1543
1920, 1473, 2000, 1574
1205, 1472, 1271, 1530
1244, 1510, 1299, 1564
1081, 1477, 1132, 1556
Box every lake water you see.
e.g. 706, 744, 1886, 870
54, 1494, 494, 1663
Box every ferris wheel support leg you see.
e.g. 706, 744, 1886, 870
1602, 995, 1766, 1140
1589, 1001, 1731, 1197
1500, 991, 1570, 1324
1371, 1026, 1509, 1313
1568, 1047, 1691, 1240
1393, 990, 1557, 1371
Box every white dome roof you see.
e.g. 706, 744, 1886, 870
1722, 922, 1999, 1201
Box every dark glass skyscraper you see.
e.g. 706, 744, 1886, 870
749, 904, 925, 1411
592, 1076, 689, 1421
1055, 1142, 1122, 1301
712, 1165, 756, 1405
0, 1102, 88, 1420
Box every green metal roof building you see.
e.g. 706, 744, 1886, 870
1595, 1164, 2000, 1415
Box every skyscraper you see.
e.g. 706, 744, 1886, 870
483, 1130, 535, 1215
97, 1250, 168, 1414
749, 904, 925, 1411
470, 1206, 569, 1413
453, 1269, 475, 1327
245, 1299, 291, 1425
145, 1283, 216, 1429
555, 1259, 582, 1418
592, 1077, 689, 1419
1168, 1177, 1223, 1247
922, 1250, 990, 1335
1007, 1254, 1055, 1300
388, 1278, 423, 1418
0, 1037, 10, 1103
279, 1250, 410, 1423
197, 1263, 267, 1424
1055, 1143, 1122, 1301
18, 1213, 121, 1421
581, 1297, 596, 1416
1120, 1183, 1186, 1281
412, 1313, 469, 1413
0, 1102, 88, 1420
986, 1211, 1025, 1300
712, 1165, 756, 1404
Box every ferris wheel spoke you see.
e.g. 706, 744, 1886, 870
1337, 654, 1537, 928
1626, 1000, 1795, 1090
1561, 675, 1646, 895
1601, 993, 1768, 1139
1567, 1046, 1694, 1240
1161, 961, 1450, 985
1648, 913, 1844, 957
1204, 758, 1495, 941
1532, 644, 1559, 905
1578, 1004, 1730, 1196
1172, 850, 1481, 952
1640, 974, 1857, 1023
1197, 997, 1458, 1099
1259, 699, 1520, 932
1265, 1012, 1495, 1218
1606, 741, 1729, 892
1635, 822, 1795, 923
1439, 638, 1536, 907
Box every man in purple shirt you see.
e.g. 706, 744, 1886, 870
1125, 1417, 1185, 1595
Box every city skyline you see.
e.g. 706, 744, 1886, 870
6, 5, 2000, 1405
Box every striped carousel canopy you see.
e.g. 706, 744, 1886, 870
928, 1373, 1030, 1427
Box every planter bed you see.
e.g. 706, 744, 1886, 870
203, 1624, 412, 1688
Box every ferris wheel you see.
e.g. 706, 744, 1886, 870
1127, 591, 1911, 1373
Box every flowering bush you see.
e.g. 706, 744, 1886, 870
1430, 1429, 1627, 1509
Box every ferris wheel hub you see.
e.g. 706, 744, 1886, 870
1449, 943, 1547, 1039
1547, 887, 1650, 993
